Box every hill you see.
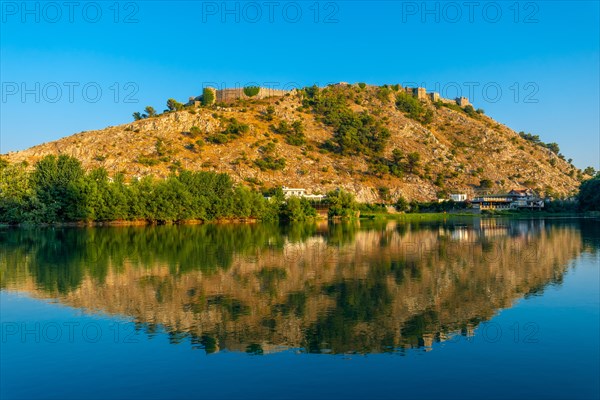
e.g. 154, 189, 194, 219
2, 83, 584, 202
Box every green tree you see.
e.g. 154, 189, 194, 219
166, 98, 184, 111
464, 105, 476, 117
378, 186, 391, 202
188, 126, 202, 138
327, 189, 358, 218
545, 142, 560, 155
0, 161, 42, 223
389, 149, 405, 177
231, 186, 266, 218
144, 106, 157, 117
396, 92, 424, 121
406, 152, 421, 173
583, 166, 596, 176
272, 120, 305, 145
280, 197, 316, 221
202, 88, 215, 106
264, 105, 275, 121
30, 155, 87, 222
395, 196, 409, 212
243, 86, 260, 97
479, 179, 493, 189
132, 112, 144, 121
578, 177, 600, 211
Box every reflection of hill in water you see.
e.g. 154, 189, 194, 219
1, 219, 596, 354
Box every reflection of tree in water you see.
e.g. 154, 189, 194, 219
0, 219, 593, 355
304, 270, 394, 353
1, 224, 285, 291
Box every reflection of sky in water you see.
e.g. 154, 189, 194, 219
1, 219, 598, 399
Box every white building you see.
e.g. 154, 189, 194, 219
282, 187, 325, 201
450, 193, 467, 202
282, 187, 306, 198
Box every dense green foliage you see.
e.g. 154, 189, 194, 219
0, 155, 318, 224
302, 86, 390, 156
280, 197, 317, 221
479, 179, 494, 189
396, 92, 433, 124
144, 106, 157, 117
202, 88, 215, 105
543, 199, 578, 213
464, 105, 477, 117
254, 155, 286, 171
376, 87, 393, 103
369, 149, 421, 178
434, 100, 463, 113
519, 132, 541, 143
583, 166, 596, 176
243, 86, 261, 97
206, 118, 249, 144
132, 105, 157, 121
395, 196, 409, 212
271, 120, 306, 146
326, 189, 358, 218
578, 177, 600, 211
519, 131, 561, 155
166, 98, 184, 111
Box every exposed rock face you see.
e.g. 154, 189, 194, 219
2, 85, 581, 202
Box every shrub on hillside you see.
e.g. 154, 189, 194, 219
271, 120, 306, 146
396, 92, 433, 125
254, 156, 286, 171
301, 87, 390, 156
479, 179, 493, 189
205, 134, 229, 144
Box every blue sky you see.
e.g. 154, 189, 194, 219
1, 0, 599, 169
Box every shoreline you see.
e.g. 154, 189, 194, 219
2, 211, 597, 228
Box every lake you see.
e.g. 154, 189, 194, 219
1, 218, 598, 399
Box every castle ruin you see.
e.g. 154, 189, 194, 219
406, 86, 471, 107
190, 84, 470, 108
190, 87, 292, 105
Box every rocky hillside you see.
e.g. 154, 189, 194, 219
2, 84, 583, 202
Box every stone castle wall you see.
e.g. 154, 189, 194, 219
403, 86, 469, 106
197, 84, 469, 107
214, 87, 291, 103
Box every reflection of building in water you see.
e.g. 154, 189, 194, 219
439, 219, 547, 246
0, 220, 584, 355
474, 219, 511, 238
450, 227, 470, 242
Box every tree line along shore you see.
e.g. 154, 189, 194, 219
1, 155, 598, 226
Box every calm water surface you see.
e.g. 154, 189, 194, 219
1, 218, 599, 399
